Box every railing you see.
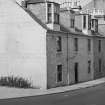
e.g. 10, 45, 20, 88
60, 0, 80, 9
79, 0, 92, 7
91, 9, 104, 16
81, 9, 104, 16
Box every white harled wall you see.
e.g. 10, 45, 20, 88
0, 0, 47, 89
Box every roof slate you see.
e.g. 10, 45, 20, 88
24, 8, 49, 30
26, 0, 45, 4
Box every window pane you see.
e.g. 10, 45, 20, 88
48, 3, 52, 13
99, 40, 101, 52
54, 13, 59, 24
88, 39, 91, 52
56, 36, 62, 52
88, 15, 91, 30
74, 2, 77, 6
95, 19, 98, 32
48, 13, 52, 23
74, 38, 78, 51
83, 15, 86, 29
54, 5, 59, 13
71, 19, 75, 28
92, 19, 95, 28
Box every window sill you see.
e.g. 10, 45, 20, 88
56, 51, 62, 55
56, 81, 63, 84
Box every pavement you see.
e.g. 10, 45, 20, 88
0, 78, 105, 99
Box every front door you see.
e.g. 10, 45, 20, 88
75, 63, 78, 83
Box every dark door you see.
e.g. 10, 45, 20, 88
75, 63, 78, 83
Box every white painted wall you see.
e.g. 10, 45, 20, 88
0, 0, 47, 89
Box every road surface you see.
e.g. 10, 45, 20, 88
0, 83, 105, 105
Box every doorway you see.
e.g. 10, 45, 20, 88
74, 63, 78, 83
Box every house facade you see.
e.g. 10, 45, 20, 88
0, 0, 105, 89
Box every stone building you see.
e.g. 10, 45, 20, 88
0, 0, 105, 89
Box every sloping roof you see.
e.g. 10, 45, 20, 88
24, 8, 49, 30
16, 2, 49, 30
18, 1, 105, 38
26, 0, 60, 4
26, 0, 45, 4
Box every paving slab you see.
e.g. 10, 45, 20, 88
0, 78, 105, 99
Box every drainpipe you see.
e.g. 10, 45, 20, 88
67, 32, 69, 85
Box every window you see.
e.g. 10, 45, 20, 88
47, 3, 52, 23
71, 19, 75, 28
54, 13, 59, 24
88, 15, 91, 30
48, 13, 52, 23
22, 1, 27, 8
74, 2, 77, 6
54, 4, 59, 13
99, 59, 102, 72
47, 3, 59, 24
98, 40, 101, 52
83, 15, 86, 29
56, 36, 62, 52
92, 19, 95, 28
95, 19, 98, 32
74, 38, 78, 51
88, 61, 91, 73
57, 65, 62, 82
48, 3, 52, 13
54, 4, 59, 24
88, 39, 91, 52
91, 19, 98, 32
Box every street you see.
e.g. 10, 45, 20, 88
0, 83, 105, 105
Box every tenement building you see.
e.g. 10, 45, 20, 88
0, 0, 105, 89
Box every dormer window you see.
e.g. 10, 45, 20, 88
21, 0, 27, 8
47, 3, 52, 23
88, 15, 91, 30
71, 18, 75, 28
74, 2, 77, 6
47, 3, 59, 24
54, 14, 59, 24
83, 15, 86, 29
54, 4, 59, 24
92, 19, 95, 28
82, 15, 92, 31
91, 19, 98, 33
48, 3, 52, 13
95, 19, 98, 32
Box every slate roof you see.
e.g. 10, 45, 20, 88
26, 0, 45, 4
25, 8, 49, 30
26, 0, 59, 4
19, 1, 105, 38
